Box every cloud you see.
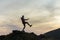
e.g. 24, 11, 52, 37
0, 0, 60, 35
0, 15, 21, 35
0, 27, 11, 35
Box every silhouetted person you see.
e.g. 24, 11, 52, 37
21, 15, 32, 31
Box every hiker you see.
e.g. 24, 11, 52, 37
21, 15, 32, 31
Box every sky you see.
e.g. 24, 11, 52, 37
0, 0, 60, 35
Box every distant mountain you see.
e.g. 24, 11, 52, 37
0, 28, 60, 40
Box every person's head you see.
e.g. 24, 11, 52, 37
22, 15, 24, 17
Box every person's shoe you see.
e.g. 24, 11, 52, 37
30, 25, 32, 27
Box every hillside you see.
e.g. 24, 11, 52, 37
0, 28, 60, 40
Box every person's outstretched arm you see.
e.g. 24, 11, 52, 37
25, 18, 29, 20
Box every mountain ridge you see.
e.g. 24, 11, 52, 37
0, 28, 60, 40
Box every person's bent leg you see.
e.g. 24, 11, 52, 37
25, 22, 32, 27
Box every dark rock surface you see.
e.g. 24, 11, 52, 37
0, 28, 60, 40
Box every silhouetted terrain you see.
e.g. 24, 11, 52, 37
44, 28, 60, 40
0, 28, 60, 40
0, 30, 38, 40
